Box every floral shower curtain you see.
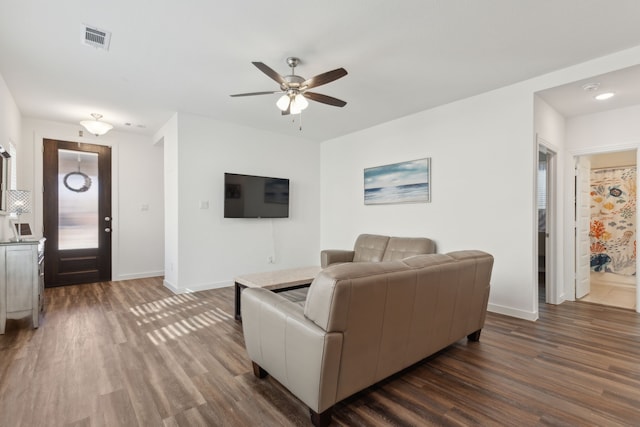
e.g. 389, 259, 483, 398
590, 167, 636, 276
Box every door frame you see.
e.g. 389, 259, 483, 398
536, 137, 558, 306
565, 144, 640, 313
32, 132, 119, 282
574, 156, 591, 299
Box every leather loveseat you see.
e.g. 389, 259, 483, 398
320, 233, 436, 268
241, 250, 494, 427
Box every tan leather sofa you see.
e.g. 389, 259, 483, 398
242, 250, 493, 427
320, 233, 436, 268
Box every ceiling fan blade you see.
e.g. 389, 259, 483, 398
252, 62, 287, 86
303, 92, 347, 107
302, 68, 348, 90
230, 91, 280, 97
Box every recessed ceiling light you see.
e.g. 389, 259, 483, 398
595, 92, 615, 101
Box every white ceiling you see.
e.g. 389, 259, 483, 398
1, 1, 640, 142
536, 64, 640, 118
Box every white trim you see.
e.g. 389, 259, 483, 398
488, 303, 538, 321
163, 279, 233, 294
568, 141, 640, 157
537, 137, 559, 306
163, 279, 181, 294
636, 149, 640, 314
116, 271, 164, 281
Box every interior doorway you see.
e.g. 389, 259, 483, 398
574, 150, 637, 310
537, 142, 556, 304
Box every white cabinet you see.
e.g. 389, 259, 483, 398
0, 239, 45, 334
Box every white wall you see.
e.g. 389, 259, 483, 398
321, 85, 538, 319
535, 96, 566, 146
321, 45, 640, 320
117, 129, 165, 279
534, 96, 566, 304
0, 73, 22, 241
22, 118, 164, 281
161, 112, 320, 293
566, 105, 640, 148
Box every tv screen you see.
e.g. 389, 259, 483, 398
224, 173, 290, 218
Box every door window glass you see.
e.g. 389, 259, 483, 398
58, 149, 99, 249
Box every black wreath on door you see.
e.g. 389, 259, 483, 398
63, 171, 92, 192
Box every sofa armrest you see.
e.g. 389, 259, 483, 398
320, 249, 355, 268
241, 288, 343, 413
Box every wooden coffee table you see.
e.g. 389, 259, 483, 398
234, 266, 321, 321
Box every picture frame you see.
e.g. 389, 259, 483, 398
364, 158, 431, 205
11, 221, 33, 241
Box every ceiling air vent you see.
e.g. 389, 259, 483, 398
82, 24, 111, 50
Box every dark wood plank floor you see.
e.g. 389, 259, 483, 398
1, 277, 639, 426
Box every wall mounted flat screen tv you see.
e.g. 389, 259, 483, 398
224, 173, 290, 218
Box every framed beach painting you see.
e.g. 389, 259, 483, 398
364, 158, 431, 205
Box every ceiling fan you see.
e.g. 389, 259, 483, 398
230, 57, 348, 115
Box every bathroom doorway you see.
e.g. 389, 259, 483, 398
576, 150, 637, 310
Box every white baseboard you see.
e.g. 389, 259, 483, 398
163, 279, 233, 295
487, 303, 538, 321
163, 279, 180, 294
116, 271, 164, 281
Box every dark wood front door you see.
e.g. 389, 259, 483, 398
43, 139, 112, 287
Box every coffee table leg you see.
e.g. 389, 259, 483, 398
235, 282, 246, 321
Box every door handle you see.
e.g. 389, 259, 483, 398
105, 228, 111, 233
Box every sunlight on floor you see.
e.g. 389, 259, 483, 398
129, 293, 233, 345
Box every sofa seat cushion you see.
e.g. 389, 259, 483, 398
279, 287, 309, 309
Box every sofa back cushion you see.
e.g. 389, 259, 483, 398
304, 253, 457, 332
352, 234, 390, 262
381, 237, 436, 261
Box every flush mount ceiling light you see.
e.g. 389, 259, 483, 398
595, 92, 615, 101
80, 113, 113, 136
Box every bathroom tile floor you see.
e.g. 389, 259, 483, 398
579, 272, 636, 310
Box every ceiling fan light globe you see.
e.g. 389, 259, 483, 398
290, 103, 302, 115
276, 94, 290, 111
295, 93, 309, 110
